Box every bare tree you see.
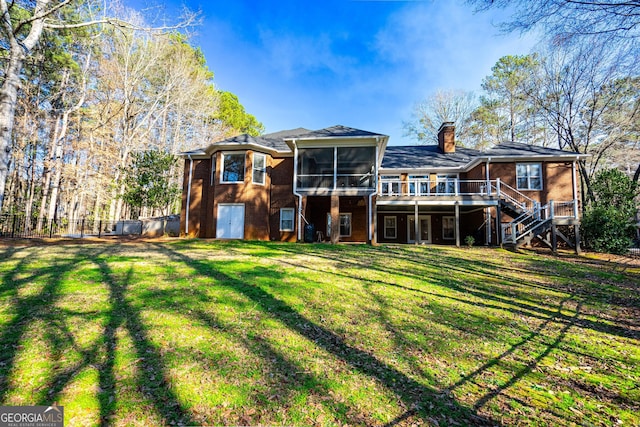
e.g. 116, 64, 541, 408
403, 89, 478, 146
0, 0, 198, 213
469, 0, 640, 41
524, 41, 636, 202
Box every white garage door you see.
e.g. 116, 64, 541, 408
216, 204, 245, 239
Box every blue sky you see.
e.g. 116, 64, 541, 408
134, 0, 538, 145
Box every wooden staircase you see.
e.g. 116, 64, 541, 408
492, 181, 577, 250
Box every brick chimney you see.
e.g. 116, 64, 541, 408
437, 122, 455, 153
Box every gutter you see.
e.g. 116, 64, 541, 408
185, 155, 194, 235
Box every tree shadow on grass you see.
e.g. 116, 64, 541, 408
154, 243, 499, 426
141, 282, 374, 425
0, 246, 94, 404
0, 244, 197, 426
92, 253, 196, 426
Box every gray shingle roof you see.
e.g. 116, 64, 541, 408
381, 145, 482, 169
196, 128, 311, 154
486, 142, 581, 157
291, 125, 388, 139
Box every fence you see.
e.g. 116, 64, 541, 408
0, 215, 180, 239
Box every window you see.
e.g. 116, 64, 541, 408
409, 175, 429, 195
339, 213, 352, 237
384, 216, 397, 239
381, 175, 400, 195
443, 216, 455, 240
436, 174, 457, 194
221, 152, 245, 183
280, 208, 295, 231
252, 153, 266, 185
516, 163, 542, 190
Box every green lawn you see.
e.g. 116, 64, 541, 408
0, 240, 638, 426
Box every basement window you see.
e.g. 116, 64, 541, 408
280, 208, 294, 231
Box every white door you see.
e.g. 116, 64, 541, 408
408, 215, 432, 243
216, 204, 245, 239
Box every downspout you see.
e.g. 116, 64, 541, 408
185, 155, 194, 235
368, 141, 379, 243
486, 157, 492, 244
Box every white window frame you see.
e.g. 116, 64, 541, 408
381, 175, 400, 195
408, 175, 430, 196
436, 174, 457, 194
383, 216, 397, 239
339, 213, 352, 237
442, 216, 455, 240
220, 152, 246, 183
279, 208, 295, 232
516, 163, 543, 191
252, 152, 267, 185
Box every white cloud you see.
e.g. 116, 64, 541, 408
258, 29, 356, 79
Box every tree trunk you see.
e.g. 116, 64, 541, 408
0, 52, 26, 213
0, 0, 49, 213
36, 117, 62, 231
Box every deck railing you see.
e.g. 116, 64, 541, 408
379, 178, 494, 197
297, 173, 375, 189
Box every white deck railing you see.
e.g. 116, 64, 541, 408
379, 178, 493, 197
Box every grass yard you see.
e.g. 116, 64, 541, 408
0, 240, 638, 426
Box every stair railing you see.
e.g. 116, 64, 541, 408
492, 179, 538, 215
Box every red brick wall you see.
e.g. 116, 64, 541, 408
490, 161, 576, 204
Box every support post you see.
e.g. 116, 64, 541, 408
574, 223, 582, 255
455, 203, 460, 247
551, 223, 558, 254
414, 202, 419, 245
330, 194, 340, 244
496, 204, 502, 245
372, 196, 378, 245
485, 207, 491, 245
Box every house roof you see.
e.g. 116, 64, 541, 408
286, 125, 388, 140
381, 141, 584, 171
221, 128, 311, 152
181, 128, 311, 157
381, 145, 482, 170
485, 142, 582, 158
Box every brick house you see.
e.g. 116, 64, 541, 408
180, 123, 584, 251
